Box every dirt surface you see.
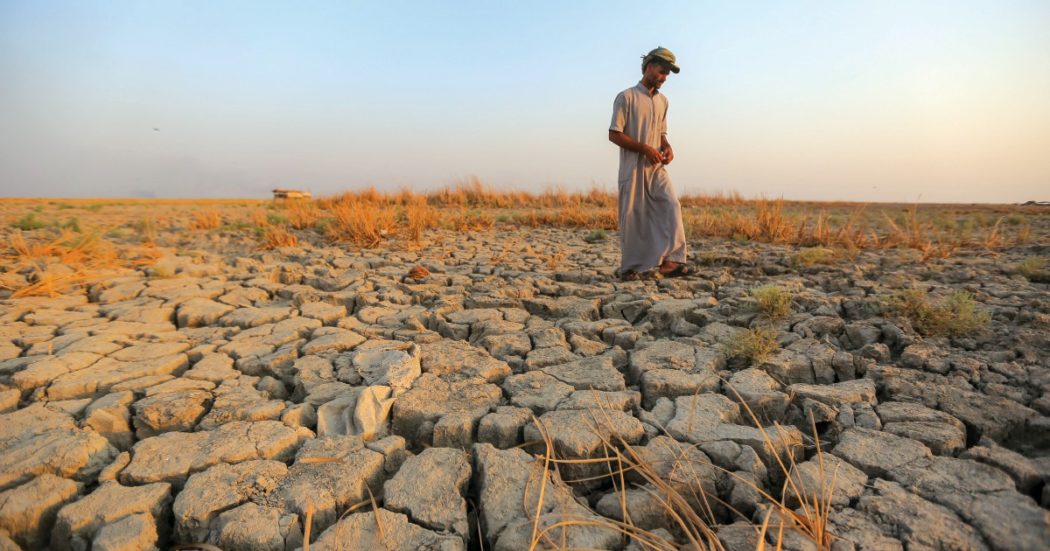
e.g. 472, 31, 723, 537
1, 199, 1049, 550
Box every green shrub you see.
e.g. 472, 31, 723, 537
266, 212, 289, 226
792, 247, 837, 267
12, 213, 47, 230
1003, 213, 1025, 226
751, 285, 793, 321
1017, 256, 1050, 283
584, 228, 608, 243
886, 289, 990, 337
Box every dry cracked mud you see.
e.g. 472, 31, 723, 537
1, 219, 1049, 550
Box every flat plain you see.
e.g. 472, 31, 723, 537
1, 190, 1048, 550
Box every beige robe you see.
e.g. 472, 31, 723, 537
610, 82, 687, 274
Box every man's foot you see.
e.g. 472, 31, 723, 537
620, 270, 642, 282
658, 262, 692, 278
620, 269, 660, 282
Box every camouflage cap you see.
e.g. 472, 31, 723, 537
642, 46, 680, 73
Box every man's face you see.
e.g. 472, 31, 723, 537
643, 62, 671, 90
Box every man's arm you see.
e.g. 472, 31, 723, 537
609, 130, 663, 165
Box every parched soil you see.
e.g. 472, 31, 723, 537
1, 199, 1049, 550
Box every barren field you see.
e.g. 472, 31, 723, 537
1, 193, 1049, 550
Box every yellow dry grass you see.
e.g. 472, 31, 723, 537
4, 186, 1042, 258
283, 200, 321, 230
521, 394, 837, 551
1, 230, 161, 297
259, 225, 298, 249
189, 209, 222, 230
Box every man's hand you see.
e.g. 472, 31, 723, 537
609, 130, 665, 165
661, 145, 674, 164
642, 145, 663, 165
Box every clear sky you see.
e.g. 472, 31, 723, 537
2, 1, 1048, 202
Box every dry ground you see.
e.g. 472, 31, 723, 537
0, 191, 1048, 550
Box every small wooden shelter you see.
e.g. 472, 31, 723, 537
272, 188, 311, 200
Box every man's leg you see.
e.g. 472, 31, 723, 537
618, 170, 657, 276
651, 169, 687, 272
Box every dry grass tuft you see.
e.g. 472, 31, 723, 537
259, 225, 298, 249
2, 229, 160, 297
283, 200, 321, 230
324, 199, 397, 247
303, 502, 314, 551
189, 210, 222, 230
520, 395, 835, 550
403, 200, 440, 243
724, 326, 781, 367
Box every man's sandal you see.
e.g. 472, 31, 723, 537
659, 263, 692, 278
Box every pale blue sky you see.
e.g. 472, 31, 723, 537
2, 1, 1048, 201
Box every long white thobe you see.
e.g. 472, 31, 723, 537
610, 82, 687, 274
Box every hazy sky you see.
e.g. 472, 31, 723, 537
2, 1, 1048, 202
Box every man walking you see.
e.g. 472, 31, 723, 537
609, 47, 690, 281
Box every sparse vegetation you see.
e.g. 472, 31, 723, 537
266, 212, 290, 226
134, 216, 157, 245
1017, 256, 1050, 283
792, 247, 838, 267
189, 210, 222, 230
283, 200, 320, 230
523, 397, 834, 550
60, 217, 81, 233
12, 213, 48, 231
402, 200, 439, 243
260, 225, 298, 249
886, 288, 991, 337
724, 326, 781, 366
751, 285, 793, 321
584, 228, 609, 243
1, 229, 160, 297
323, 199, 397, 247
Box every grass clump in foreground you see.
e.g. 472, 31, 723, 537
751, 285, 793, 321
520, 395, 835, 550
886, 288, 990, 337
724, 326, 780, 368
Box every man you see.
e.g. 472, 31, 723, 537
609, 46, 690, 281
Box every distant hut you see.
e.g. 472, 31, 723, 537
272, 188, 312, 201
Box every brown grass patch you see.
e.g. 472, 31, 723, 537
259, 225, 298, 249
282, 200, 320, 230
189, 210, 222, 230
1, 230, 160, 297
323, 199, 398, 247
